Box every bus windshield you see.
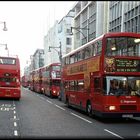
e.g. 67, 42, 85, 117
51, 80, 60, 86
103, 76, 140, 96
106, 37, 140, 57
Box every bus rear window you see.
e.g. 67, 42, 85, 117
52, 65, 60, 71
0, 58, 16, 65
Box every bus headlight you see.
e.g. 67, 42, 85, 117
109, 106, 116, 111
53, 90, 56, 93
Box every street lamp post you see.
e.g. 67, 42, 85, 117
0, 21, 8, 31
48, 42, 64, 101
0, 43, 9, 56
0, 21, 8, 56
70, 26, 89, 42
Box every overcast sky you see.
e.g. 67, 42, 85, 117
0, 1, 75, 75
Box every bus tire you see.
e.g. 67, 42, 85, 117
15, 98, 20, 101
50, 91, 53, 98
66, 97, 70, 107
86, 101, 92, 116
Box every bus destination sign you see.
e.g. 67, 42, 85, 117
115, 59, 140, 72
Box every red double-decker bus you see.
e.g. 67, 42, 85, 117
29, 70, 35, 91
34, 68, 42, 93
0, 56, 21, 100
41, 63, 61, 98
21, 75, 29, 88
62, 32, 140, 118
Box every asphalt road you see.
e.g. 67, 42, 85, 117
0, 86, 140, 139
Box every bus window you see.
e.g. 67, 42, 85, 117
74, 52, 78, 62
77, 51, 84, 61
77, 51, 81, 61
0, 58, 16, 65
66, 57, 70, 65
69, 81, 75, 91
94, 77, 101, 92
106, 38, 117, 56
64, 81, 69, 91
92, 44, 96, 56
106, 37, 140, 57
52, 65, 60, 71
74, 81, 78, 91
84, 46, 91, 59
63, 58, 66, 65
96, 40, 102, 55
116, 37, 127, 56
103, 77, 107, 94
52, 80, 60, 86
77, 80, 84, 91
70, 54, 75, 64
81, 50, 85, 60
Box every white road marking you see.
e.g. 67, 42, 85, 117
6, 108, 9, 111
104, 129, 124, 139
14, 130, 18, 136
71, 112, 92, 124
14, 116, 16, 119
13, 101, 15, 106
46, 100, 53, 104
54, 104, 65, 111
24, 88, 29, 91
0, 107, 9, 111
11, 101, 19, 137
40, 96, 45, 100
14, 122, 17, 127
4, 104, 11, 107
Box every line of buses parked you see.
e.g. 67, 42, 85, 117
22, 32, 140, 118
22, 63, 61, 98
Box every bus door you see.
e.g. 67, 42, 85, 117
92, 77, 103, 111
69, 80, 77, 104
76, 79, 85, 107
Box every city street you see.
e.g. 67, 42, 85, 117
0, 87, 140, 139
0, 1, 140, 139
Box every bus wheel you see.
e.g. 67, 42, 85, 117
86, 101, 92, 116
15, 98, 20, 101
50, 91, 53, 98
66, 97, 70, 107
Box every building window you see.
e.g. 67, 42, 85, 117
66, 38, 72, 45
67, 29, 71, 34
